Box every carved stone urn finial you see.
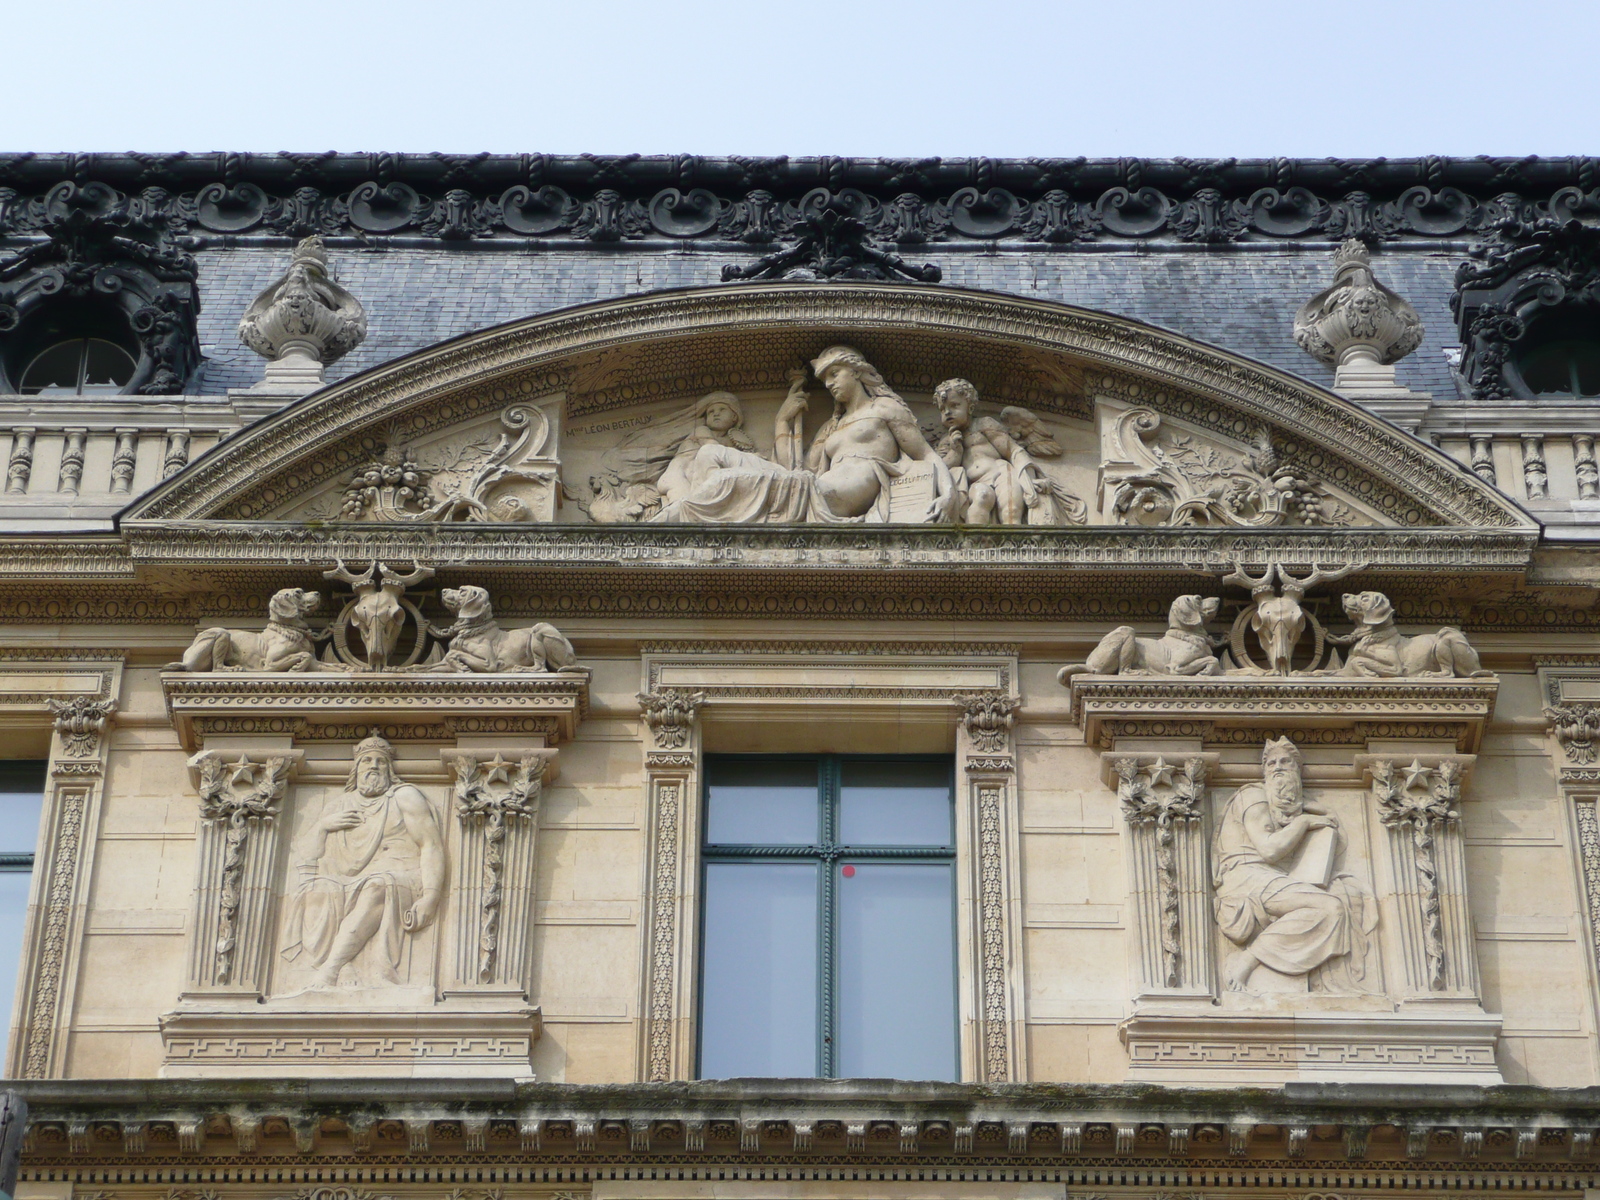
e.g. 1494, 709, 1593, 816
238, 235, 368, 395
1294, 239, 1424, 391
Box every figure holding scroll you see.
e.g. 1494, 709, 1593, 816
1212, 737, 1376, 993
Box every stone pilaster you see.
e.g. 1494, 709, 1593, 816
442, 749, 553, 997
1108, 752, 1218, 1000
1365, 755, 1482, 999
182, 751, 302, 997
957, 691, 1025, 1083
637, 689, 703, 1082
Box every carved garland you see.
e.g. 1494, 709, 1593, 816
193, 755, 290, 985
453, 754, 542, 984
1372, 759, 1462, 991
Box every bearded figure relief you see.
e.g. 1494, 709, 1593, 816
280, 736, 447, 990
1212, 738, 1378, 994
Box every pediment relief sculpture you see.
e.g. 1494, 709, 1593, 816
167, 564, 580, 676
1098, 403, 1373, 528
579, 355, 1091, 526
126, 287, 1530, 533
1062, 563, 1488, 682
1214, 738, 1378, 995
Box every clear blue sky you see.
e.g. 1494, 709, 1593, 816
5, 0, 1596, 156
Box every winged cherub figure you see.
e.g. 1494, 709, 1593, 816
932, 378, 1086, 525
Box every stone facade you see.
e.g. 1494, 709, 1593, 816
1, 155, 1599, 1200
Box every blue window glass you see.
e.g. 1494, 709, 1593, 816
0, 761, 46, 1040
698, 755, 957, 1080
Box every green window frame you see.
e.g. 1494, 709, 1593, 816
697, 753, 958, 1080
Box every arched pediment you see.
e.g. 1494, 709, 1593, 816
123, 283, 1532, 536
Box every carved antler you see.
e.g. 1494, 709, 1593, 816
1222, 559, 1278, 597
378, 562, 436, 591
1277, 560, 1367, 599
322, 558, 376, 591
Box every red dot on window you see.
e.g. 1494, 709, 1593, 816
841, 865, 856, 878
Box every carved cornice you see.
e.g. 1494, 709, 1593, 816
117, 285, 1532, 531
15, 1076, 1600, 1167
1069, 675, 1499, 753
1, 158, 1595, 247
162, 671, 589, 752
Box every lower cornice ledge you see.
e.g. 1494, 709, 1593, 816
157, 1003, 542, 1079
1120, 1008, 1505, 1087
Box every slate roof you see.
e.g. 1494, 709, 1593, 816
192, 243, 1465, 397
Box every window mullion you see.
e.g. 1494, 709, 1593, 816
819, 754, 838, 1077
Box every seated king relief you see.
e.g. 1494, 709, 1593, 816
280, 736, 446, 989
1212, 738, 1377, 994
651, 345, 956, 523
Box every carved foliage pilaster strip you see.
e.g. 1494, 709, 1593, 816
453, 753, 542, 985
193, 754, 290, 986
1116, 756, 1206, 989
1374, 758, 1462, 991
960, 689, 1019, 1083
22, 781, 85, 1079
1574, 800, 1600, 984
974, 780, 1009, 1083
646, 777, 681, 1083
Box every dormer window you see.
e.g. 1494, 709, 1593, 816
1514, 311, 1600, 398
19, 337, 138, 397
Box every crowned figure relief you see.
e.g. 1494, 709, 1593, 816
1212, 738, 1377, 994
650, 345, 955, 523
280, 736, 447, 989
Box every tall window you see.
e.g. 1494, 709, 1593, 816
698, 755, 957, 1080
0, 762, 45, 1039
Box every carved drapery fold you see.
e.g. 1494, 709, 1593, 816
1370, 757, 1479, 996
447, 752, 545, 992
184, 751, 299, 995
1114, 755, 1213, 995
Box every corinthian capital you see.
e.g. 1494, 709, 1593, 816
238, 235, 368, 395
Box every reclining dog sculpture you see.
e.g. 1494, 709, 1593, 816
1059, 595, 1224, 681
169, 588, 325, 672
1329, 591, 1488, 678
428, 585, 577, 673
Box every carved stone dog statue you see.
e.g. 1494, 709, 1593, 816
169, 588, 324, 672
428, 585, 578, 673
1329, 591, 1489, 678
1058, 595, 1224, 681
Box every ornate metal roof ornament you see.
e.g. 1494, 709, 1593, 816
1452, 206, 1600, 401
1294, 238, 1424, 392
0, 182, 202, 394
721, 192, 941, 282
238, 234, 367, 395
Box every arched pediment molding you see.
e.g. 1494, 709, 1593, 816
123, 283, 1533, 533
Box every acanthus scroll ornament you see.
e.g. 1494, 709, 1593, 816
192, 753, 290, 985
638, 690, 705, 751
47, 697, 117, 757
1546, 703, 1600, 764
1100, 407, 1358, 529
1372, 758, 1462, 990
956, 691, 1020, 753
453, 753, 543, 984
1115, 756, 1206, 988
